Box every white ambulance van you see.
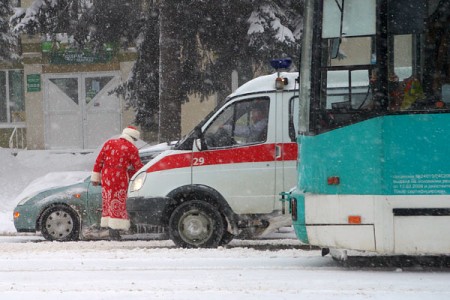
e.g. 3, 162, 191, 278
127, 70, 300, 248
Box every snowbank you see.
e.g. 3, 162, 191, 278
0, 149, 95, 234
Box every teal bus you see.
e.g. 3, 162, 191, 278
286, 0, 450, 258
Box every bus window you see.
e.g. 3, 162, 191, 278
387, 4, 450, 111
422, 4, 450, 107
314, 0, 377, 132
322, 0, 376, 38
317, 35, 375, 131
325, 69, 371, 110
312, 0, 450, 134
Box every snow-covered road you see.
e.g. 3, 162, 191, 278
1, 236, 450, 300
1, 150, 450, 299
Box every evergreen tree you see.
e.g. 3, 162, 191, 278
11, 0, 303, 142
114, 2, 160, 137
196, 1, 255, 99
11, 0, 80, 37
124, 0, 303, 142
158, 0, 209, 141
197, 0, 303, 98
118, 0, 208, 142
74, 0, 144, 51
0, 0, 18, 61
246, 0, 303, 68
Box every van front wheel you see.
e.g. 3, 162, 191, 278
169, 200, 224, 248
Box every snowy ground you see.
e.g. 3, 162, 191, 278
1, 149, 450, 299
1, 236, 450, 300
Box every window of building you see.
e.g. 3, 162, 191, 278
0, 70, 25, 124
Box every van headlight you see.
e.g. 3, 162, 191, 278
130, 172, 146, 192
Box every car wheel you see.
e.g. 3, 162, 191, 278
169, 200, 224, 248
40, 205, 80, 242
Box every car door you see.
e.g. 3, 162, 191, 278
86, 181, 103, 226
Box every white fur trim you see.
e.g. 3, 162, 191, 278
122, 126, 140, 140
91, 172, 101, 182
101, 217, 130, 231
120, 134, 135, 144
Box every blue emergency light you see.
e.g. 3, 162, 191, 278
270, 58, 292, 70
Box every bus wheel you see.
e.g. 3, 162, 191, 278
169, 200, 224, 248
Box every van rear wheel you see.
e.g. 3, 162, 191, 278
169, 200, 224, 248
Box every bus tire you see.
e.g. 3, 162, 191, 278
169, 200, 224, 248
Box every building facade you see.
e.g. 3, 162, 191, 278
0, 1, 217, 151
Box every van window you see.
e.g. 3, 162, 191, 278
289, 96, 300, 142
204, 97, 270, 148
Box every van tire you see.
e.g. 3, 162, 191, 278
169, 200, 224, 248
219, 231, 234, 246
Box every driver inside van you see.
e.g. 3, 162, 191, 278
224, 102, 269, 143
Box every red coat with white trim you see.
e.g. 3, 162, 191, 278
91, 137, 143, 230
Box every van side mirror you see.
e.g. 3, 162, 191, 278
330, 38, 341, 59
192, 126, 208, 151
193, 138, 208, 151
192, 127, 208, 151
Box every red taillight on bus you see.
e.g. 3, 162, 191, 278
327, 176, 340, 185
348, 215, 361, 224
290, 198, 298, 221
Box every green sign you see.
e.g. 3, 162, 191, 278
41, 42, 114, 65
49, 50, 113, 65
27, 74, 41, 92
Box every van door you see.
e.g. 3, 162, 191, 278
274, 93, 299, 210
192, 96, 277, 214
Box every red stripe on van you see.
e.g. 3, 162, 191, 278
146, 152, 193, 173
281, 143, 298, 160
194, 144, 275, 166
146, 143, 297, 173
